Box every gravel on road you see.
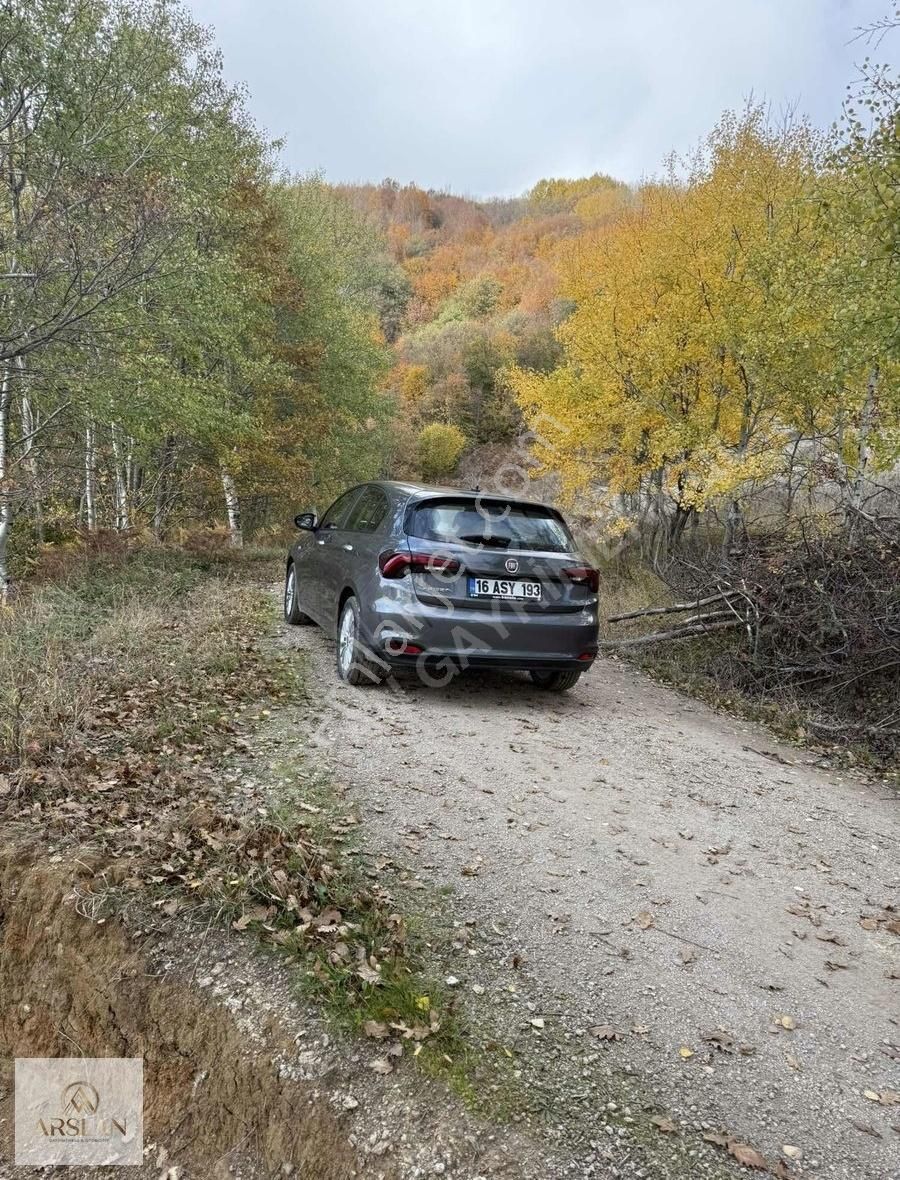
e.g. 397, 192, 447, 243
284, 623, 900, 1180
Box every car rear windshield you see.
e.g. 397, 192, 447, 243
408, 498, 572, 552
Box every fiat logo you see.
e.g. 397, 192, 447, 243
505, 558, 519, 573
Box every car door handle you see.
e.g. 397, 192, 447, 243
342, 543, 353, 552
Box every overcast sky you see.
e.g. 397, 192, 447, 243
185, 0, 897, 197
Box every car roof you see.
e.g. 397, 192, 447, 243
371, 479, 557, 513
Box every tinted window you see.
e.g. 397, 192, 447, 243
346, 486, 389, 533
408, 498, 571, 552
320, 488, 363, 530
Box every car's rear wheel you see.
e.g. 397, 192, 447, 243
336, 596, 387, 686
284, 562, 314, 625
529, 668, 582, 692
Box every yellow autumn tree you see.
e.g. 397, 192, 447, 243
510, 109, 828, 546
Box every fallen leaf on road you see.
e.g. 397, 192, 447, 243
774, 1013, 797, 1030
703, 1132, 729, 1148
363, 1020, 388, 1039
679, 1045, 694, 1059
728, 1141, 768, 1169
815, 929, 846, 945
368, 1057, 394, 1075
680, 946, 696, 965
703, 1132, 768, 1170
866, 1089, 899, 1105
651, 1114, 677, 1133
529, 1017, 545, 1030
588, 1025, 621, 1041
702, 1028, 736, 1053
635, 910, 654, 930
785, 1052, 802, 1071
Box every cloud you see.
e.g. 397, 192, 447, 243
185, 0, 898, 195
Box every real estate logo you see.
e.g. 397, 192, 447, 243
15, 1057, 143, 1166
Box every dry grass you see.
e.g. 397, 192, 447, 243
597, 564, 672, 640
0, 544, 277, 777
0, 541, 466, 1083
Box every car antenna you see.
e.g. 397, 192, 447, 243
471, 484, 481, 492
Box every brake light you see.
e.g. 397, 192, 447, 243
563, 566, 600, 593
379, 551, 461, 578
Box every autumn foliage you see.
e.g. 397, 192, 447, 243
509, 104, 899, 547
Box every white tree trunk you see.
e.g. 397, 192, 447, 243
84, 421, 97, 532
110, 423, 130, 531
20, 390, 43, 543
221, 464, 243, 548
125, 435, 135, 493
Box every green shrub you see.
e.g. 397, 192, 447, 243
416, 423, 467, 479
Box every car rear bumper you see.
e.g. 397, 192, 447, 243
382, 651, 596, 673
361, 595, 600, 672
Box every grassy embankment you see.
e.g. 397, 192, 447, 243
0, 539, 465, 1074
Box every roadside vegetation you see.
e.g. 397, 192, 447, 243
0, 542, 464, 1076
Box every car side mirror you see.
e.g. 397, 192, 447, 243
294, 511, 318, 531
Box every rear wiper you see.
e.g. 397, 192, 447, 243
458, 533, 511, 549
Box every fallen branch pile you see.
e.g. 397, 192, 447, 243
603, 591, 749, 647
604, 518, 900, 763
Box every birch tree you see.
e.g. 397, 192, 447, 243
0, 0, 268, 587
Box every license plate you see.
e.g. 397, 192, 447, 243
468, 576, 542, 600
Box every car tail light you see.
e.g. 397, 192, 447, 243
385, 638, 424, 655
563, 566, 600, 593
577, 650, 596, 662
379, 551, 461, 578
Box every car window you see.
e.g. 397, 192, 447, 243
319, 488, 363, 531
408, 498, 572, 552
346, 486, 389, 533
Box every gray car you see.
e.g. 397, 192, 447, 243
283, 480, 599, 691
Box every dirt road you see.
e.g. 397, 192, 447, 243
286, 623, 900, 1180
